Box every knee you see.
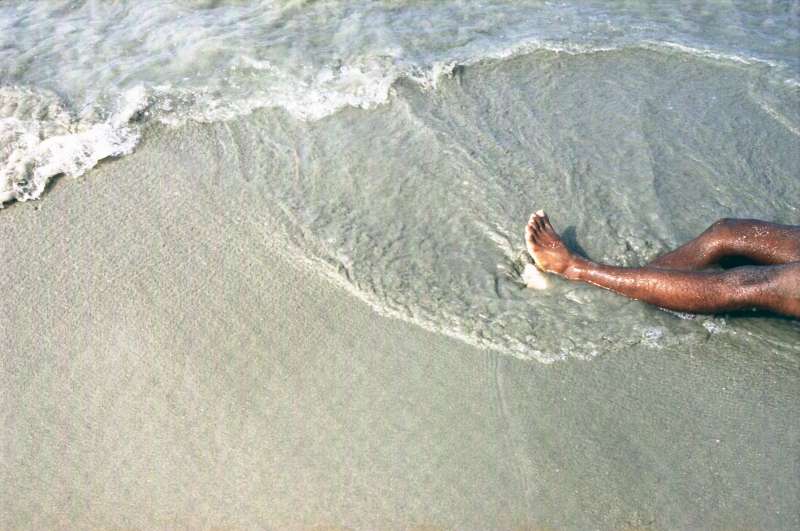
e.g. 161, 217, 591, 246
710, 218, 736, 232
705, 218, 740, 238
724, 264, 800, 316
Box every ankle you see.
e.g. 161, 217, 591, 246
563, 257, 592, 281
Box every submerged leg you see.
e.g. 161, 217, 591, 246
646, 218, 800, 270
525, 212, 800, 318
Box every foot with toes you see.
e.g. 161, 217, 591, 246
525, 210, 582, 279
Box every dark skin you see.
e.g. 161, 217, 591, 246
525, 212, 800, 319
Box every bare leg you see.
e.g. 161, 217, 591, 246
525, 211, 800, 318
646, 218, 800, 270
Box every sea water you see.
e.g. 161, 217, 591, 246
2, 0, 799, 362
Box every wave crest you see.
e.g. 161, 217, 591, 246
1, 38, 794, 206
0, 86, 147, 204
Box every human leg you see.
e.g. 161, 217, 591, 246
525, 212, 800, 318
646, 218, 800, 270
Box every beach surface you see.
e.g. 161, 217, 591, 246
3, 2, 800, 528
2, 121, 799, 529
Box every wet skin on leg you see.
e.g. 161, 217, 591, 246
646, 218, 800, 270
524, 211, 800, 318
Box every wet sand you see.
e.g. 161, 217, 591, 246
2, 122, 799, 530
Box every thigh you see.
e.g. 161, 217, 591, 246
717, 219, 800, 266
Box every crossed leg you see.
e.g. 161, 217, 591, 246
524, 212, 800, 318
646, 218, 800, 270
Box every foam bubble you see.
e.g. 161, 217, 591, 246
522, 263, 550, 290
0, 86, 147, 205
2, 0, 796, 206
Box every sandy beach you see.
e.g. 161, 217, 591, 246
3, 3, 800, 528
3, 121, 799, 529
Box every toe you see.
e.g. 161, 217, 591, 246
525, 223, 538, 246
544, 218, 559, 239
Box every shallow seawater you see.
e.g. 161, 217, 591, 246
2, 1, 799, 362
203, 47, 800, 362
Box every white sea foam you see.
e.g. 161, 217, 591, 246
649, 41, 773, 67
522, 263, 550, 290
3, 1, 797, 365
7, 36, 793, 207
0, 86, 147, 205
2, 0, 796, 206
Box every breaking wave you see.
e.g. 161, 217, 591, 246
2, 36, 796, 206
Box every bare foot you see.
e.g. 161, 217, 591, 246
525, 210, 581, 278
